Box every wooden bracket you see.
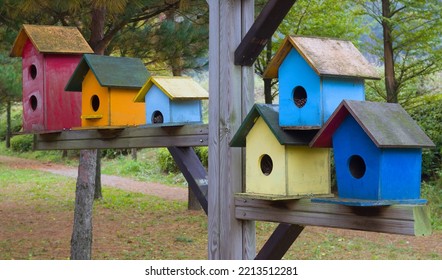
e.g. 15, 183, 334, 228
234, 0, 296, 66
168, 147, 208, 214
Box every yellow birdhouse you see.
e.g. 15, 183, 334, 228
230, 104, 331, 200
65, 54, 149, 128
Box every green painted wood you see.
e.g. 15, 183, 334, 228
65, 54, 149, 91
34, 124, 209, 150
235, 197, 432, 236
230, 104, 318, 147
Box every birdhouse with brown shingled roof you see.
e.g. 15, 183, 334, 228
10, 24, 93, 132
263, 36, 380, 129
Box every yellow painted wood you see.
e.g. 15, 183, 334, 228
286, 146, 330, 196
246, 117, 286, 195
245, 116, 331, 198
134, 76, 209, 102
81, 70, 109, 127
81, 70, 145, 127
109, 88, 145, 126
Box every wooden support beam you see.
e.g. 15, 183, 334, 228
168, 147, 208, 215
234, 0, 296, 66
235, 198, 432, 236
33, 124, 208, 150
255, 223, 304, 260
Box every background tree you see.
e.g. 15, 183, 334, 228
358, 0, 442, 106
255, 0, 368, 104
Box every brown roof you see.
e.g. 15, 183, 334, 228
263, 36, 380, 80
10, 24, 93, 57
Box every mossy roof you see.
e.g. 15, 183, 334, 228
230, 104, 318, 147
65, 54, 150, 91
10, 24, 93, 57
310, 100, 435, 148
263, 35, 380, 80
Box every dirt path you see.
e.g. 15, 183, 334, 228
0, 155, 187, 201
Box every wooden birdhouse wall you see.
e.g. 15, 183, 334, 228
22, 39, 45, 131
81, 70, 110, 127
44, 54, 82, 130
170, 100, 203, 123
245, 117, 330, 197
322, 77, 365, 122
245, 117, 287, 195
279, 49, 321, 128
332, 115, 422, 200
144, 85, 171, 124
109, 88, 145, 126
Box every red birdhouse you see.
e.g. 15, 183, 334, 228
10, 24, 93, 132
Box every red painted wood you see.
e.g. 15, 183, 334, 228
21, 39, 82, 132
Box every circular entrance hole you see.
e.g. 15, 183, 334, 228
293, 86, 307, 108
91, 95, 100, 112
29, 64, 37, 80
260, 154, 273, 176
152, 110, 164, 124
29, 95, 38, 111
348, 155, 366, 179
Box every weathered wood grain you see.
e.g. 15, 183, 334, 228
33, 124, 208, 150
235, 198, 432, 236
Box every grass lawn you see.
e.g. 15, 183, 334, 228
0, 161, 440, 260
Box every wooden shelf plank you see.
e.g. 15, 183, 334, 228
33, 124, 209, 150
235, 197, 432, 236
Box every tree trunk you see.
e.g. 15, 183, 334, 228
89, 6, 107, 55
70, 150, 97, 260
382, 0, 398, 103
5, 100, 11, 148
263, 40, 273, 104
94, 151, 102, 200
131, 148, 138, 161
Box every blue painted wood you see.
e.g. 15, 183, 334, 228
144, 84, 203, 125
144, 85, 171, 124
170, 100, 203, 123
322, 77, 365, 122
311, 197, 428, 206
332, 115, 424, 202
279, 49, 321, 128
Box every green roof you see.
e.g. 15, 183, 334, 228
65, 54, 150, 91
230, 104, 318, 147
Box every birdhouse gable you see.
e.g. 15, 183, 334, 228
263, 36, 380, 80
310, 100, 435, 149
230, 104, 318, 147
10, 24, 93, 57
65, 54, 149, 92
133, 76, 209, 102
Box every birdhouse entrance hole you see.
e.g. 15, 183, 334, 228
152, 110, 164, 124
260, 154, 273, 176
29, 95, 38, 111
91, 95, 100, 112
293, 86, 307, 108
29, 64, 37, 80
348, 155, 366, 179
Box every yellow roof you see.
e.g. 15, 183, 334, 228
10, 24, 93, 57
263, 36, 380, 80
134, 76, 209, 102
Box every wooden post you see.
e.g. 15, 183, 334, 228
208, 0, 256, 260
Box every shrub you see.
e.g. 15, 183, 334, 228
157, 147, 209, 174
10, 134, 33, 153
408, 97, 442, 180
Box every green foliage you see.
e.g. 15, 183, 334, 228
10, 134, 33, 153
0, 106, 22, 140
407, 96, 442, 179
157, 147, 208, 174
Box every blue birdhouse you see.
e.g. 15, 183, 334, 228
133, 76, 208, 125
310, 100, 435, 206
263, 36, 380, 129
